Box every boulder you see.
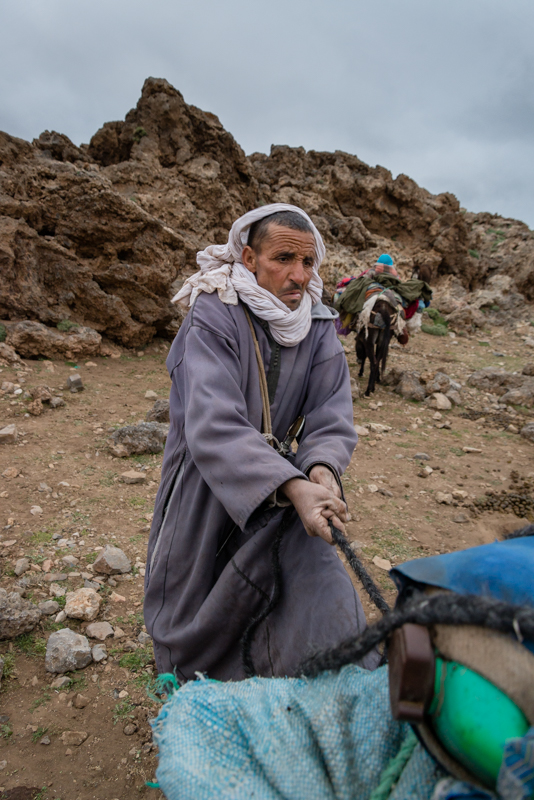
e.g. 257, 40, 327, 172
6, 321, 102, 359
93, 545, 131, 575
0, 343, 22, 365
467, 368, 525, 395
64, 588, 101, 621
395, 371, 426, 402
45, 628, 92, 673
108, 421, 169, 457
445, 305, 486, 330
500, 382, 534, 408
425, 372, 451, 395
145, 399, 170, 423
523, 364, 534, 377
445, 389, 463, 407
0, 588, 42, 639
520, 423, 534, 443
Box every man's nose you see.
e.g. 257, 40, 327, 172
288, 259, 307, 284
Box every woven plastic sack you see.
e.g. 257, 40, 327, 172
151, 664, 446, 800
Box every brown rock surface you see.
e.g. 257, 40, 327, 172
1, 76, 532, 354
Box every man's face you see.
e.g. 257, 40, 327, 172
242, 225, 316, 310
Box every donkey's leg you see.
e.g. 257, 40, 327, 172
365, 330, 379, 396
356, 332, 366, 377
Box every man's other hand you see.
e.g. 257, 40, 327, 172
280, 477, 349, 544
308, 464, 342, 498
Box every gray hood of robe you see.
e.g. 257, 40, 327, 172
311, 301, 339, 320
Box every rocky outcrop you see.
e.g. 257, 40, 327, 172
1, 77, 533, 350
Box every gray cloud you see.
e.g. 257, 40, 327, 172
1, 0, 533, 226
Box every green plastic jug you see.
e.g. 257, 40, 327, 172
429, 657, 529, 787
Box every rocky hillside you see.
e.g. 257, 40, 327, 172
1, 77, 533, 348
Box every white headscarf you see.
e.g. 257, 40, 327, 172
172, 203, 325, 347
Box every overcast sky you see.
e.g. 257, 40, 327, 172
1, 0, 533, 227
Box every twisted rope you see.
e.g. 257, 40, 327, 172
300, 591, 534, 677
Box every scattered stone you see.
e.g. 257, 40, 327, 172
523, 364, 534, 377
14, 557, 30, 576
44, 573, 68, 583
0, 424, 18, 444
30, 505, 43, 516
368, 423, 391, 434
73, 693, 90, 709
118, 689, 129, 699
419, 466, 433, 478
55, 610, 67, 623
367, 484, 378, 493
86, 621, 114, 640
61, 555, 79, 567
436, 492, 453, 505
38, 600, 60, 615
507, 424, 519, 434
0, 759, 6, 771
414, 453, 431, 461
452, 489, 469, 501
49, 584, 66, 599
1, 381, 16, 394
113, 627, 126, 639
109, 591, 126, 603
123, 723, 138, 736
93, 545, 131, 575
66, 374, 84, 393
120, 470, 146, 485
50, 396, 66, 408
85, 361, 97, 367
60, 730, 89, 747
429, 393, 452, 411
378, 488, 393, 497
137, 631, 152, 645
40, 735, 51, 745
145, 390, 158, 400
145, 398, 170, 423
65, 588, 101, 621
453, 514, 470, 524
354, 424, 369, 436
0, 588, 41, 639
372, 556, 392, 571
2, 467, 19, 479
92, 644, 107, 662
108, 421, 169, 457
46, 628, 92, 673
462, 446, 482, 453
38, 482, 53, 492
433, 412, 443, 421
446, 389, 463, 407
520, 423, 534, 443
51, 675, 71, 689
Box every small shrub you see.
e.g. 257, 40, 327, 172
119, 647, 153, 672
1, 723, 13, 739
132, 126, 148, 143
57, 320, 79, 333
425, 308, 448, 327
31, 726, 48, 743
15, 633, 47, 657
421, 323, 448, 336
468, 249, 480, 259
113, 698, 136, 724
0, 324, 6, 343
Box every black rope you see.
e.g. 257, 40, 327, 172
241, 506, 295, 678
329, 521, 390, 615
300, 591, 534, 677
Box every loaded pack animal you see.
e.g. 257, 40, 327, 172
332, 256, 433, 397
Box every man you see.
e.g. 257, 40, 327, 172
144, 203, 375, 681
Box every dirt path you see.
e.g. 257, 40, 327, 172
0, 325, 533, 799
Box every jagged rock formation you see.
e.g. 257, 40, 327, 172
1, 77, 532, 348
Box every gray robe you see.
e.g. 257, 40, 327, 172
144, 291, 375, 681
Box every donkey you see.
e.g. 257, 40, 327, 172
356, 299, 407, 396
